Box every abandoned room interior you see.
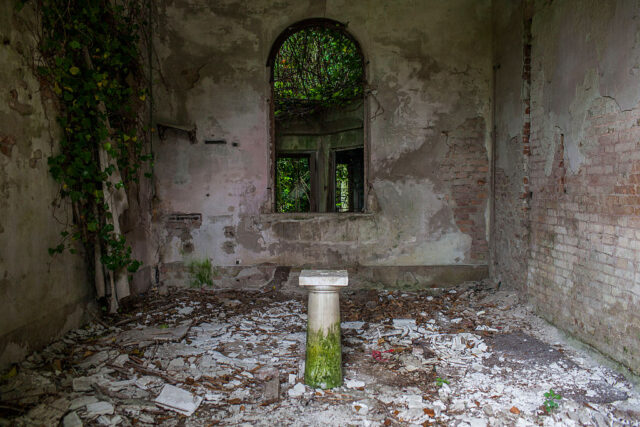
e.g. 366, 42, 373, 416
1, 0, 640, 425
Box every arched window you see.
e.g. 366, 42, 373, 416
268, 19, 366, 213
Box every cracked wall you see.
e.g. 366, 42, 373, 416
151, 0, 492, 287
0, 3, 90, 370
494, 0, 640, 375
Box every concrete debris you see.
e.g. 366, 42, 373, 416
25, 401, 66, 425
76, 350, 111, 369
154, 384, 203, 416
85, 401, 114, 417
0, 372, 56, 405
262, 375, 280, 403
62, 411, 83, 427
96, 414, 122, 426
72, 376, 97, 392
344, 378, 365, 388
69, 395, 99, 410
287, 382, 306, 398
114, 321, 193, 347
0, 285, 638, 426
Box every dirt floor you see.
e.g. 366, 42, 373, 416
1, 280, 639, 426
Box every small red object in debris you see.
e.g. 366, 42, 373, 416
371, 350, 389, 362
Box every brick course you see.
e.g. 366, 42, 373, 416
441, 125, 490, 262
526, 101, 640, 373
493, 3, 640, 374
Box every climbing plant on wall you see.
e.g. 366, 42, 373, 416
273, 26, 364, 119
28, 0, 152, 306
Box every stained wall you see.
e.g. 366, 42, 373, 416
493, 0, 640, 374
152, 0, 493, 287
0, 3, 90, 370
491, 0, 530, 289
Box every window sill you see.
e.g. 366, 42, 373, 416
258, 212, 375, 222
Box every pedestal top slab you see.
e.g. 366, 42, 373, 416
299, 270, 348, 287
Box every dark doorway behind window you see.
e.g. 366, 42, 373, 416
335, 148, 364, 212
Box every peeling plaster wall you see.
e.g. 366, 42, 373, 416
517, 0, 640, 374
152, 0, 492, 286
491, 0, 531, 289
0, 3, 90, 370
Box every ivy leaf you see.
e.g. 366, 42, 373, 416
69, 40, 82, 50
69, 66, 80, 75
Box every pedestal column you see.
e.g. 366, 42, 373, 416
299, 270, 348, 389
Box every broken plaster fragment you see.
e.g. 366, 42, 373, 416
72, 376, 98, 392
288, 382, 306, 398
263, 375, 280, 404
69, 395, 99, 410
345, 378, 365, 389
85, 401, 115, 418
352, 401, 369, 415
63, 411, 83, 427
154, 384, 203, 416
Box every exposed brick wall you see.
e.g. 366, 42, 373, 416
492, 1, 640, 374
527, 102, 640, 373
441, 119, 490, 262
493, 166, 529, 286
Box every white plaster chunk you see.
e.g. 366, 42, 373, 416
97, 415, 122, 426
63, 411, 83, 427
85, 401, 114, 417
288, 382, 306, 398
299, 269, 348, 287
342, 321, 365, 329
69, 396, 99, 410
345, 378, 365, 389
154, 384, 203, 416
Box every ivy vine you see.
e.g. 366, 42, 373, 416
273, 26, 364, 119
31, 1, 152, 279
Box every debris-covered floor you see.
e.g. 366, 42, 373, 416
1, 281, 639, 426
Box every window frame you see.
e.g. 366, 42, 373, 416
266, 18, 369, 214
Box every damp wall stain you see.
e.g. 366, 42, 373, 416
151, 0, 492, 279
0, 2, 90, 370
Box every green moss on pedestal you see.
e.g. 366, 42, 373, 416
304, 323, 342, 389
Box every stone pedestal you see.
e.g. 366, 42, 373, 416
299, 270, 348, 389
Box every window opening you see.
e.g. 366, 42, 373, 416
334, 148, 364, 212
276, 154, 312, 213
271, 20, 365, 213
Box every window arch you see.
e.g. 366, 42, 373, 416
267, 19, 366, 213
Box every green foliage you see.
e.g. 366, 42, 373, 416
187, 259, 213, 288
276, 156, 310, 212
273, 26, 363, 118
435, 377, 450, 388
35, 0, 151, 275
304, 323, 342, 389
335, 163, 349, 212
543, 388, 562, 412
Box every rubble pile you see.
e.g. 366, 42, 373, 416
1, 283, 638, 426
